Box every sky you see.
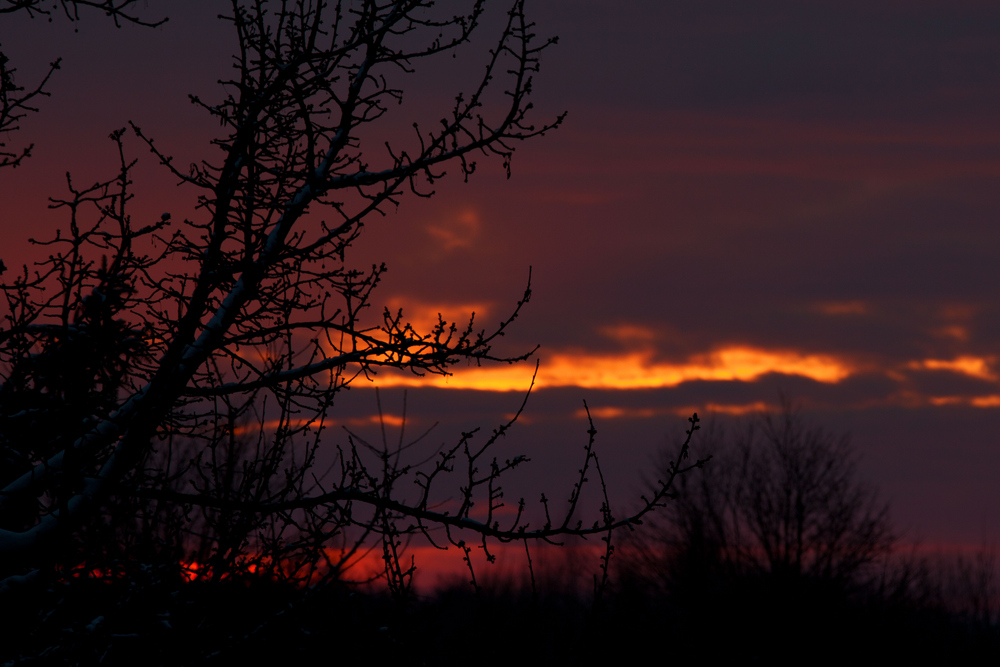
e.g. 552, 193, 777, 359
3, 0, 1000, 561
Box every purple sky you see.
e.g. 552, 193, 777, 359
3, 0, 1000, 548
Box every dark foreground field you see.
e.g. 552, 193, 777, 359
4, 564, 999, 666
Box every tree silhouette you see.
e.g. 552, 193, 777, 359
623, 403, 894, 595
0, 0, 702, 596
0, 0, 165, 168
611, 404, 901, 661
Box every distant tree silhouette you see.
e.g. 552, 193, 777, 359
0, 0, 703, 597
615, 405, 1000, 663
622, 402, 894, 599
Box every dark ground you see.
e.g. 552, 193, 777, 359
3, 565, 999, 666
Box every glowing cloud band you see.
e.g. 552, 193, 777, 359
370, 346, 854, 392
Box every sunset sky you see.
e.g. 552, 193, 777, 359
3, 0, 1000, 553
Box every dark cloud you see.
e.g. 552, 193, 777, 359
532, 0, 1000, 121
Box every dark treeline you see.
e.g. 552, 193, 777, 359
611, 406, 1000, 663
4, 407, 999, 665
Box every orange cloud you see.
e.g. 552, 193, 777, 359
971, 396, 1000, 408
232, 418, 323, 435
425, 208, 480, 250
574, 401, 774, 420
927, 395, 1000, 409
574, 406, 663, 420
370, 346, 855, 392
347, 414, 405, 428
907, 356, 996, 381
872, 391, 1000, 410
599, 323, 658, 344
932, 325, 969, 342
697, 401, 774, 416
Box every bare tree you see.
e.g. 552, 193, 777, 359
0, 0, 702, 596
621, 403, 894, 597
